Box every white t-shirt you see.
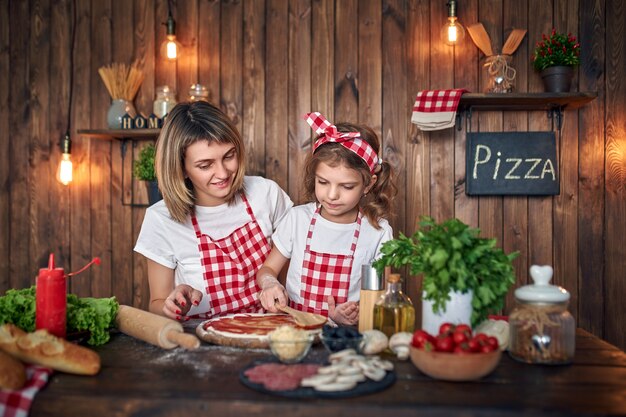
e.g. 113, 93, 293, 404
134, 176, 293, 315
272, 202, 393, 307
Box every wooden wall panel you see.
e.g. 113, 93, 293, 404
69, 0, 92, 296
90, 0, 112, 298
0, 0, 10, 290
334, 0, 357, 122
265, 0, 288, 190
287, 0, 311, 203
477, 0, 503, 249
1, 0, 625, 351
553, 0, 580, 319
604, 0, 626, 349
502, 0, 529, 312
578, 0, 605, 337
311, 0, 334, 119
453, 0, 478, 229
30, 0, 51, 283
9, 0, 32, 290
243, 0, 266, 177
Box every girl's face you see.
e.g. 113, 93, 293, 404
184, 140, 239, 207
314, 161, 375, 223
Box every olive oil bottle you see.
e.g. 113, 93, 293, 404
373, 273, 415, 337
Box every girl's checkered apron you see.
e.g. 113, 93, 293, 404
290, 206, 362, 315
191, 193, 269, 318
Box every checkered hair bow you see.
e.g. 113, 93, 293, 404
303, 112, 380, 174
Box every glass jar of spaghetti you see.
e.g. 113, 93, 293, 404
508, 265, 575, 365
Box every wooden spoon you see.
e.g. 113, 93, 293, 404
467, 23, 494, 56
275, 303, 327, 328
502, 29, 527, 55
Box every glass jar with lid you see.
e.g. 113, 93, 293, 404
508, 265, 575, 365
153, 85, 177, 118
188, 83, 209, 102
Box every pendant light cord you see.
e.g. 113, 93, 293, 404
65, 0, 77, 138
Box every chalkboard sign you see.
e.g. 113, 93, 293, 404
466, 132, 559, 196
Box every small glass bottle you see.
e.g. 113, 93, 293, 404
508, 265, 575, 365
372, 273, 415, 338
188, 83, 209, 102
153, 85, 177, 118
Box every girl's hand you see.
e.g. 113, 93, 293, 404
258, 275, 288, 313
327, 296, 359, 326
163, 284, 203, 321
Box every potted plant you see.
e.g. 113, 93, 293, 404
133, 143, 161, 205
373, 217, 518, 332
532, 28, 580, 92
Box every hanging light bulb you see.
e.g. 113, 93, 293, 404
57, 0, 76, 186
441, 0, 466, 46
57, 133, 73, 186
160, 8, 182, 61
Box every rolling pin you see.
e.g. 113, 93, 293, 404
115, 305, 200, 350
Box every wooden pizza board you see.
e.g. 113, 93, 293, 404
196, 313, 323, 349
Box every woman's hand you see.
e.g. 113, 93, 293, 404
327, 296, 359, 326
258, 275, 288, 313
163, 284, 203, 321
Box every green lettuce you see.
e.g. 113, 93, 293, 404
0, 286, 118, 346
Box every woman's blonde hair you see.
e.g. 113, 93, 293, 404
155, 101, 246, 223
302, 122, 396, 229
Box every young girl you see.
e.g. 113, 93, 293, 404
134, 101, 293, 321
257, 112, 396, 326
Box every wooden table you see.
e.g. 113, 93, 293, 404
30, 328, 626, 417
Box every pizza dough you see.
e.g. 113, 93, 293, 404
196, 313, 323, 348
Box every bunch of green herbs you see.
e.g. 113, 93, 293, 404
374, 216, 518, 327
0, 286, 118, 346
132, 143, 157, 181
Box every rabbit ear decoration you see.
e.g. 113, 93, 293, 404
303, 112, 380, 174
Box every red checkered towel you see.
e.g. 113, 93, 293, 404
0, 365, 53, 417
411, 89, 468, 131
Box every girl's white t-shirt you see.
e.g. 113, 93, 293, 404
134, 176, 293, 315
272, 202, 393, 307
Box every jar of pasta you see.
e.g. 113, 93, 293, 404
508, 265, 575, 365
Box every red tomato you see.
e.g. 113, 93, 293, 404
455, 342, 474, 354
435, 335, 454, 352
438, 322, 456, 336
474, 332, 488, 342
455, 324, 472, 335
487, 336, 499, 349
467, 338, 480, 352
412, 329, 435, 348
452, 330, 469, 345
480, 344, 495, 353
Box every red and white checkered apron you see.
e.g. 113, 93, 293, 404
290, 206, 362, 315
191, 193, 270, 318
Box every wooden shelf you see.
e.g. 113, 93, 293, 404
458, 92, 597, 111
77, 129, 160, 140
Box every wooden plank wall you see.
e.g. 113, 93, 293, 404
0, 0, 624, 351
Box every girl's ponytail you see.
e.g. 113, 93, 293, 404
361, 160, 396, 228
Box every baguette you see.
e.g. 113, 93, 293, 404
0, 349, 26, 390
0, 324, 101, 375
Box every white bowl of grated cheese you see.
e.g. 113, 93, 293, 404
268, 326, 314, 364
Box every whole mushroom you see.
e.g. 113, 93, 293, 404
389, 332, 413, 360
361, 330, 388, 355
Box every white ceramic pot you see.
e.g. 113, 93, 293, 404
422, 289, 473, 335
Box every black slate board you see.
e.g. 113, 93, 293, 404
466, 131, 559, 195
239, 357, 396, 399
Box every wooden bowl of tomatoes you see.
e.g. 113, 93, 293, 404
409, 323, 502, 381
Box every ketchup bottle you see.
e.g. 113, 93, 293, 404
36, 253, 67, 338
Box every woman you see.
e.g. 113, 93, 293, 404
134, 101, 292, 320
